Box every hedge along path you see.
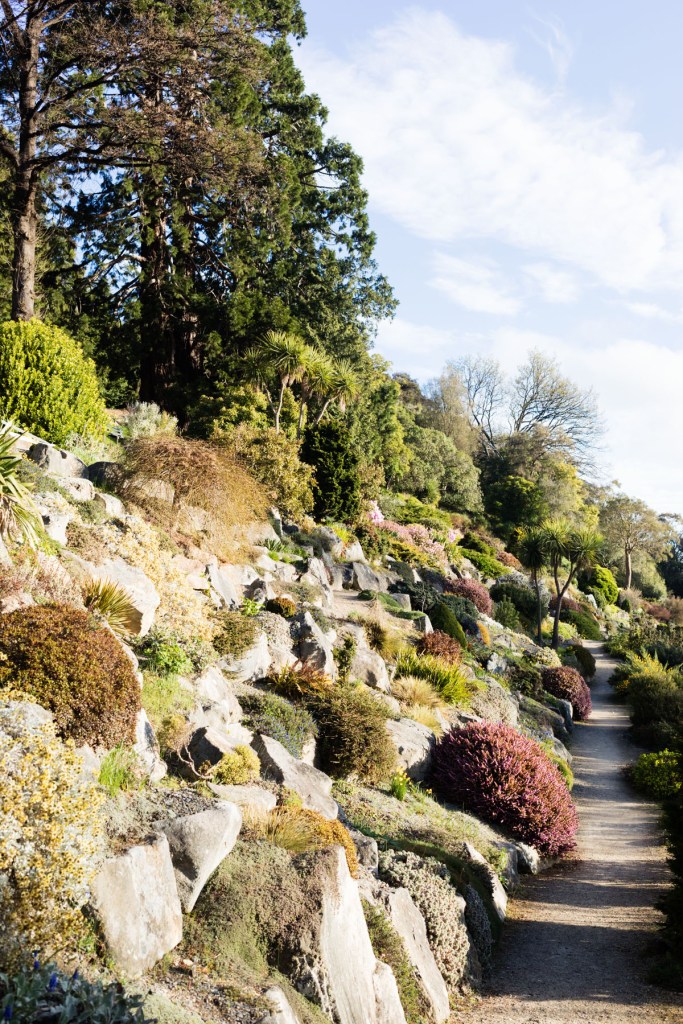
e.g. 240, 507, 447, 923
464, 641, 683, 1024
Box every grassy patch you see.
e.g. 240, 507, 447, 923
142, 672, 194, 733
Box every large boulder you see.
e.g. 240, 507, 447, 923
296, 612, 336, 677
386, 718, 435, 782
28, 441, 87, 478
90, 835, 183, 977
42, 511, 72, 545
207, 562, 240, 610
89, 557, 160, 637
162, 803, 242, 912
221, 632, 270, 684
94, 491, 125, 518
349, 647, 390, 692
348, 562, 383, 593
252, 733, 338, 820
187, 724, 254, 768
190, 666, 243, 733
378, 886, 450, 1023
260, 987, 300, 1024
59, 477, 95, 503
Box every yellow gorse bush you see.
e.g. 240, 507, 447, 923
0, 700, 104, 968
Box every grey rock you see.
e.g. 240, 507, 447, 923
89, 557, 160, 636
312, 526, 344, 557
0, 591, 34, 614
188, 724, 254, 768
90, 835, 183, 977
486, 652, 508, 675
194, 666, 242, 719
259, 986, 301, 1024
391, 593, 412, 611
28, 442, 87, 478
350, 647, 390, 692
42, 512, 72, 545
516, 842, 542, 874
297, 611, 336, 677
59, 477, 95, 502
162, 803, 242, 912
244, 578, 275, 604
373, 961, 407, 1024
302, 556, 331, 589
94, 491, 125, 518
221, 632, 270, 684
350, 829, 379, 872
86, 461, 120, 487
462, 842, 508, 921
344, 541, 365, 564
349, 561, 383, 593
374, 691, 402, 717
379, 886, 450, 1023
412, 614, 433, 635
252, 733, 338, 819
134, 709, 167, 782
386, 718, 435, 782
207, 562, 240, 610
554, 698, 574, 734
245, 521, 281, 546
208, 783, 277, 813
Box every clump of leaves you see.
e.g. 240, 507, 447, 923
0, 424, 42, 548
417, 629, 463, 665
240, 690, 317, 759
0, 605, 141, 747
82, 578, 139, 638
213, 611, 259, 660
265, 595, 298, 618
395, 649, 479, 707
212, 745, 261, 785
307, 684, 397, 783
358, 615, 405, 661
630, 750, 681, 800
98, 744, 143, 797
0, 961, 153, 1023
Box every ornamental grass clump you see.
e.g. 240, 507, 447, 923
395, 649, 479, 707
448, 579, 493, 616
542, 665, 593, 721
0, 605, 141, 747
244, 806, 359, 877
431, 722, 579, 856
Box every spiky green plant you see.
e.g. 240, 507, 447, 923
0, 424, 42, 549
83, 577, 139, 637
395, 650, 482, 706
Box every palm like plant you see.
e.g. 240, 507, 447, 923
297, 349, 336, 438
314, 359, 360, 425
0, 424, 42, 550
519, 526, 547, 644
543, 521, 602, 649
246, 331, 309, 433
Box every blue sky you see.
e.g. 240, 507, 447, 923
296, 2, 683, 514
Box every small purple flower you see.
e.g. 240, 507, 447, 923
72, 970, 79, 982
4, 1004, 13, 1020
48, 973, 58, 992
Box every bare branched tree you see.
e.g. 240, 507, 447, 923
455, 355, 506, 456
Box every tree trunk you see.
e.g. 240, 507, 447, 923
533, 570, 543, 645
11, 17, 40, 321
625, 548, 633, 591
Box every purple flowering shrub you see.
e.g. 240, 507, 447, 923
447, 578, 493, 617
542, 666, 593, 721
431, 722, 579, 856
379, 520, 448, 569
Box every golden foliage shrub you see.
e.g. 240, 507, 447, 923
0, 700, 104, 967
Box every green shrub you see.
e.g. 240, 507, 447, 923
334, 635, 357, 685
395, 650, 479, 706
587, 565, 619, 606
564, 608, 602, 641
494, 598, 521, 631
213, 611, 259, 659
0, 701, 104, 969
134, 626, 214, 676
212, 745, 261, 785
119, 401, 178, 440
505, 659, 543, 698
302, 419, 362, 523
564, 643, 596, 680
0, 961, 152, 1023
631, 750, 681, 800
362, 900, 431, 1024
461, 532, 495, 556
0, 605, 141, 747
429, 602, 467, 647
229, 425, 315, 523
489, 580, 541, 620
240, 690, 317, 759
0, 320, 108, 444
459, 548, 508, 579
265, 596, 298, 618
307, 684, 396, 783
98, 744, 143, 796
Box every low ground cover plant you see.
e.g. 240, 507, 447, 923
240, 690, 317, 759
431, 722, 579, 856
542, 666, 592, 721
0, 605, 141, 747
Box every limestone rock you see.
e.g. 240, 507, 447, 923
297, 611, 336, 677
89, 557, 160, 636
344, 540, 365, 564
373, 961, 407, 1024
59, 477, 95, 502
208, 783, 277, 813
462, 842, 508, 921
134, 709, 167, 782
349, 561, 383, 593
412, 614, 433, 634
252, 733, 337, 819
244, 577, 275, 604
391, 593, 412, 611
350, 647, 390, 692
87, 461, 120, 487
246, 521, 281, 546
42, 512, 72, 545
162, 803, 242, 912
221, 632, 270, 684
379, 886, 450, 1023
90, 835, 183, 977
349, 829, 379, 872
386, 718, 435, 782
259, 987, 301, 1024
94, 491, 125, 518
207, 562, 240, 609
188, 724, 254, 768
28, 441, 86, 478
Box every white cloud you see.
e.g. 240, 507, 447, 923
299, 11, 683, 293
523, 263, 580, 303
625, 301, 683, 323
431, 254, 522, 314
527, 13, 574, 87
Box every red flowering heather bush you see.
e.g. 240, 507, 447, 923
417, 630, 463, 665
645, 603, 672, 623
432, 723, 579, 856
497, 550, 522, 570
542, 666, 592, 721
448, 579, 493, 617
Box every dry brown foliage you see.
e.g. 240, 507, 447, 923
118, 435, 268, 558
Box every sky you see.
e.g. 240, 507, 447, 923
295, 1, 683, 514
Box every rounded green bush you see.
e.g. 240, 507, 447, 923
631, 750, 681, 800
0, 320, 108, 445
589, 565, 619, 606
429, 602, 467, 647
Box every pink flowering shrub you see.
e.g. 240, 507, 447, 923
542, 666, 592, 721
549, 594, 582, 613
368, 501, 384, 525
432, 723, 579, 856
380, 520, 448, 569
447, 578, 493, 617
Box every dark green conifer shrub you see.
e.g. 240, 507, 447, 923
302, 420, 362, 523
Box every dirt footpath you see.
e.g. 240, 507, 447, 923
463, 641, 683, 1024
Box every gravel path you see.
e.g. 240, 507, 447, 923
463, 641, 683, 1024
